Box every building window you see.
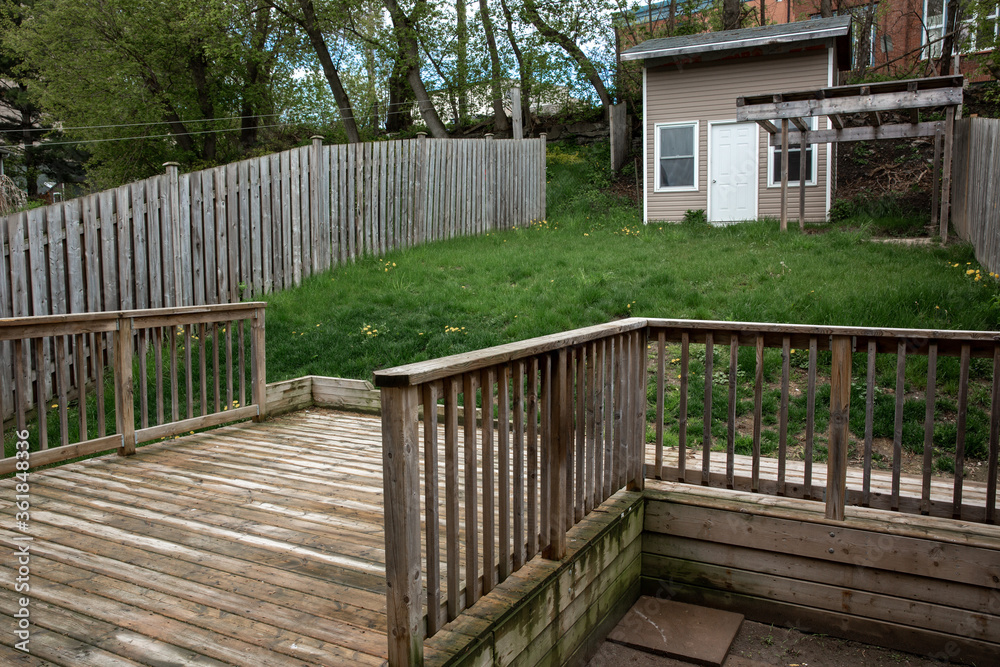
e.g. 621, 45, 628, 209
655, 122, 698, 191
924, 0, 1000, 57
767, 118, 817, 187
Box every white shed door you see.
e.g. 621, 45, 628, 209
709, 123, 757, 223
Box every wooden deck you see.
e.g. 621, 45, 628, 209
2, 406, 995, 666
0, 409, 393, 666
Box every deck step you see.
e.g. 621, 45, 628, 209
608, 597, 744, 667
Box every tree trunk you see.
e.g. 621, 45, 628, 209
296, 0, 361, 143
383, 0, 450, 137
722, 0, 741, 30
479, 0, 509, 131
456, 0, 468, 126
937, 0, 961, 74
386, 52, 415, 133
820, 0, 833, 18
189, 48, 217, 161
521, 0, 612, 112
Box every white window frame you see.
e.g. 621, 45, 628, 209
923, 0, 946, 59
767, 118, 818, 188
654, 121, 699, 192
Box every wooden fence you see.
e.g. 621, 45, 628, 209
0, 136, 545, 420
952, 117, 1000, 273
0, 303, 266, 474
374, 316, 1000, 665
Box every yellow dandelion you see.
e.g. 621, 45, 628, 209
51, 403, 58, 408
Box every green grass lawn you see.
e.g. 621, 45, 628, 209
265, 142, 999, 384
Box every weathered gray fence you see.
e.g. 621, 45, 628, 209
952, 117, 1000, 273
0, 135, 546, 422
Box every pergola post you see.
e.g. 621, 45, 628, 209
799, 129, 807, 229
940, 106, 956, 242
780, 119, 789, 231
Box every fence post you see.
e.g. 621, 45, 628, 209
826, 335, 852, 520
310, 136, 326, 273
538, 133, 547, 224
164, 162, 182, 307
114, 315, 136, 456
544, 348, 569, 560
381, 385, 424, 666
485, 134, 495, 232
251, 306, 267, 422
414, 132, 427, 247
510, 87, 523, 139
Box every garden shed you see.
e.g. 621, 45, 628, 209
621, 16, 852, 224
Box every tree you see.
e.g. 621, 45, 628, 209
383, 0, 450, 136
479, 0, 510, 131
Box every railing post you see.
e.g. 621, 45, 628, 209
826, 335, 852, 520
629, 330, 647, 492
251, 307, 267, 422
114, 316, 136, 456
381, 385, 424, 666
544, 348, 569, 560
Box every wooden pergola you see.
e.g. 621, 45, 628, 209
736, 75, 964, 239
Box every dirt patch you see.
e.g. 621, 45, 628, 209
588, 620, 949, 666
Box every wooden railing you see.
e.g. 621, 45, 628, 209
374, 320, 649, 665
376, 317, 1000, 665
0, 303, 266, 474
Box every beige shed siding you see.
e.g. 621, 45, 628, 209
645, 48, 831, 223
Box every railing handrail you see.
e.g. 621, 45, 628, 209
373, 318, 648, 387
0, 302, 266, 339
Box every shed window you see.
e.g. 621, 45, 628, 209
656, 122, 698, 191
768, 118, 817, 187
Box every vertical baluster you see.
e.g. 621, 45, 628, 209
752, 335, 764, 492
170, 324, 179, 422
422, 383, 441, 635
633, 330, 647, 491
778, 336, 790, 495
95, 333, 106, 438
55, 335, 69, 448
513, 361, 525, 570
463, 373, 479, 606
497, 364, 511, 581
13, 339, 26, 437
199, 324, 208, 417
238, 319, 246, 409
546, 348, 569, 560
585, 341, 597, 512
892, 341, 906, 510
186, 324, 194, 419
863, 340, 877, 506
953, 345, 971, 519
805, 338, 818, 496
679, 332, 690, 483
34, 338, 48, 450
445, 378, 460, 620
702, 334, 714, 485
75, 333, 87, 440
726, 335, 738, 490
655, 331, 665, 480
226, 321, 234, 411
213, 323, 221, 414
138, 329, 149, 429
602, 337, 613, 499
921, 344, 938, 515
154, 327, 164, 425
481, 368, 495, 595
539, 354, 551, 553
527, 357, 538, 559
986, 345, 999, 525
612, 336, 624, 489
565, 349, 575, 530
575, 346, 585, 522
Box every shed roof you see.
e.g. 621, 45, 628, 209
620, 16, 852, 62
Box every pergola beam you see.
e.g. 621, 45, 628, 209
790, 117, 810, 132
757, 119, 780, 135
737, 87, 962, 122
770, 121, 945, 147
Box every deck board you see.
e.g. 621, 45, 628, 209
1, 407, 994, 665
